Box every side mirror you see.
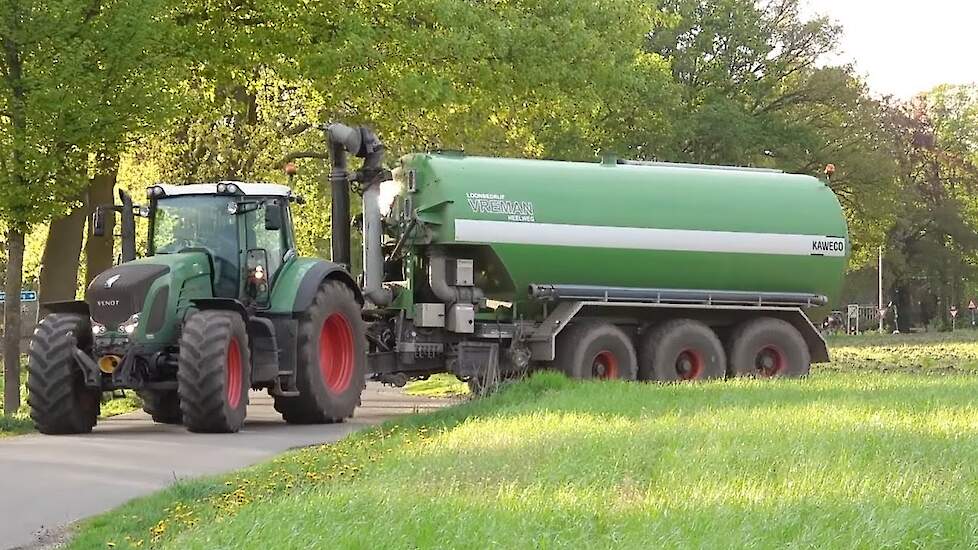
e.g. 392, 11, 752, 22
265, 199, 283, 231
92, 207, 106, 237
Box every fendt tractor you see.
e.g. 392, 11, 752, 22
28, 124, 848, 434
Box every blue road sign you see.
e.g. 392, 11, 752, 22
0, 291, 37, 303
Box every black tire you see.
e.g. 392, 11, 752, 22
27, 313, 101, 435
177, 310, 251, 433
274, 280, 366, 424
638, 319, 726, 382
138, 390, 182, 424
727, 317, 811, 378
555, 321, 638, 380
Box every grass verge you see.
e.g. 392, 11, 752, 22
72, 369, 978, 549
824, 330, 978, 373
404, 373, 470, 397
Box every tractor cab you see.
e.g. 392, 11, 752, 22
143, 182, 301, 305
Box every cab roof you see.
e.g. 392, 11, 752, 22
155, 182, 294, 198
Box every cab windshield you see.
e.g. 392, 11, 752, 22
151, 195, 240, 297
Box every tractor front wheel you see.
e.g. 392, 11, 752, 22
27, 313, 100, 435
274, 280, 366, 424
177, 310, 251, 433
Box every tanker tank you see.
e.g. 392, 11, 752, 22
397, 153, 848, 313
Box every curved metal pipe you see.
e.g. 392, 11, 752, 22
362, 180, 392, 306
428, 249, 483, 305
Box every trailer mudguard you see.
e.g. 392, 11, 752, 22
268, 257, 362, 317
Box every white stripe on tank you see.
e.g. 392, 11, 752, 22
453, 219, 846, 257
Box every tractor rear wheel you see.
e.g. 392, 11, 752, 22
27, 313, 101, 435
555, 321, 638, 381
727, 317, 811, 378
177, 310, 251, 433
638, 320, 726, 382
274, 280, 366, 424
138, 390, 182, 424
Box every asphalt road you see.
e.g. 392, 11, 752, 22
0, 384, 455, 549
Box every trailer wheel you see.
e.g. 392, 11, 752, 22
138, 390, 182, 424
555, 322, 637, 381
274, 280, 366, 424
177, 310, 251, 433
727, 317, 810, 378
27, 313, 100, 435
638, 319, 726, 382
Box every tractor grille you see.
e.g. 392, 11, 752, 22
87, 265, 169, 327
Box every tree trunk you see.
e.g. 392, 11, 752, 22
3, 228, 25, 416
38, 198, 87, 303
894, 280, 914, 333
85, 155, 119, 284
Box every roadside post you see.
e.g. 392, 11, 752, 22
950, 305, 959, 331
847, 304, 860, 334
970, 300, 977, 327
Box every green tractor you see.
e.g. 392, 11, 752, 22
28, 181, 367, 434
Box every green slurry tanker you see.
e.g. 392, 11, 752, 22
28, 124, 847, 434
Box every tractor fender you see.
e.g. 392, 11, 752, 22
41, 300, 90, 317
271, 259, 362, 317
189, 298, 249, 320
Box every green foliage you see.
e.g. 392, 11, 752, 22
0, 0, 184, 227
883, 87, 978, 329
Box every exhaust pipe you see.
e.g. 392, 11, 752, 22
118, 189, 137, 263
325, 123, 391, 305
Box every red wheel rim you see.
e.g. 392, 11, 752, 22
320, 313, 354, 393
676, 349, 704, 381
592, 351, 620, 379
756, 345, 786, 377
226, 336, 242, 408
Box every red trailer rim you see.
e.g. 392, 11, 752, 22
676, 349, 704, 380
756, 345, 786, 377
592, 351, 620, 379
320, 313, 354, 394
226, 336, 243, 408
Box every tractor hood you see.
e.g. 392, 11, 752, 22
87, 264, 170, 327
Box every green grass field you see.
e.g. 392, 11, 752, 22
825, 330, 978, 373
70, 331, 978, 549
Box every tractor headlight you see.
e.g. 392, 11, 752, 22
119, 313, 140, 335
91, 320, 107, 336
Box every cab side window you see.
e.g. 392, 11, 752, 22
246, 201, 288, 282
